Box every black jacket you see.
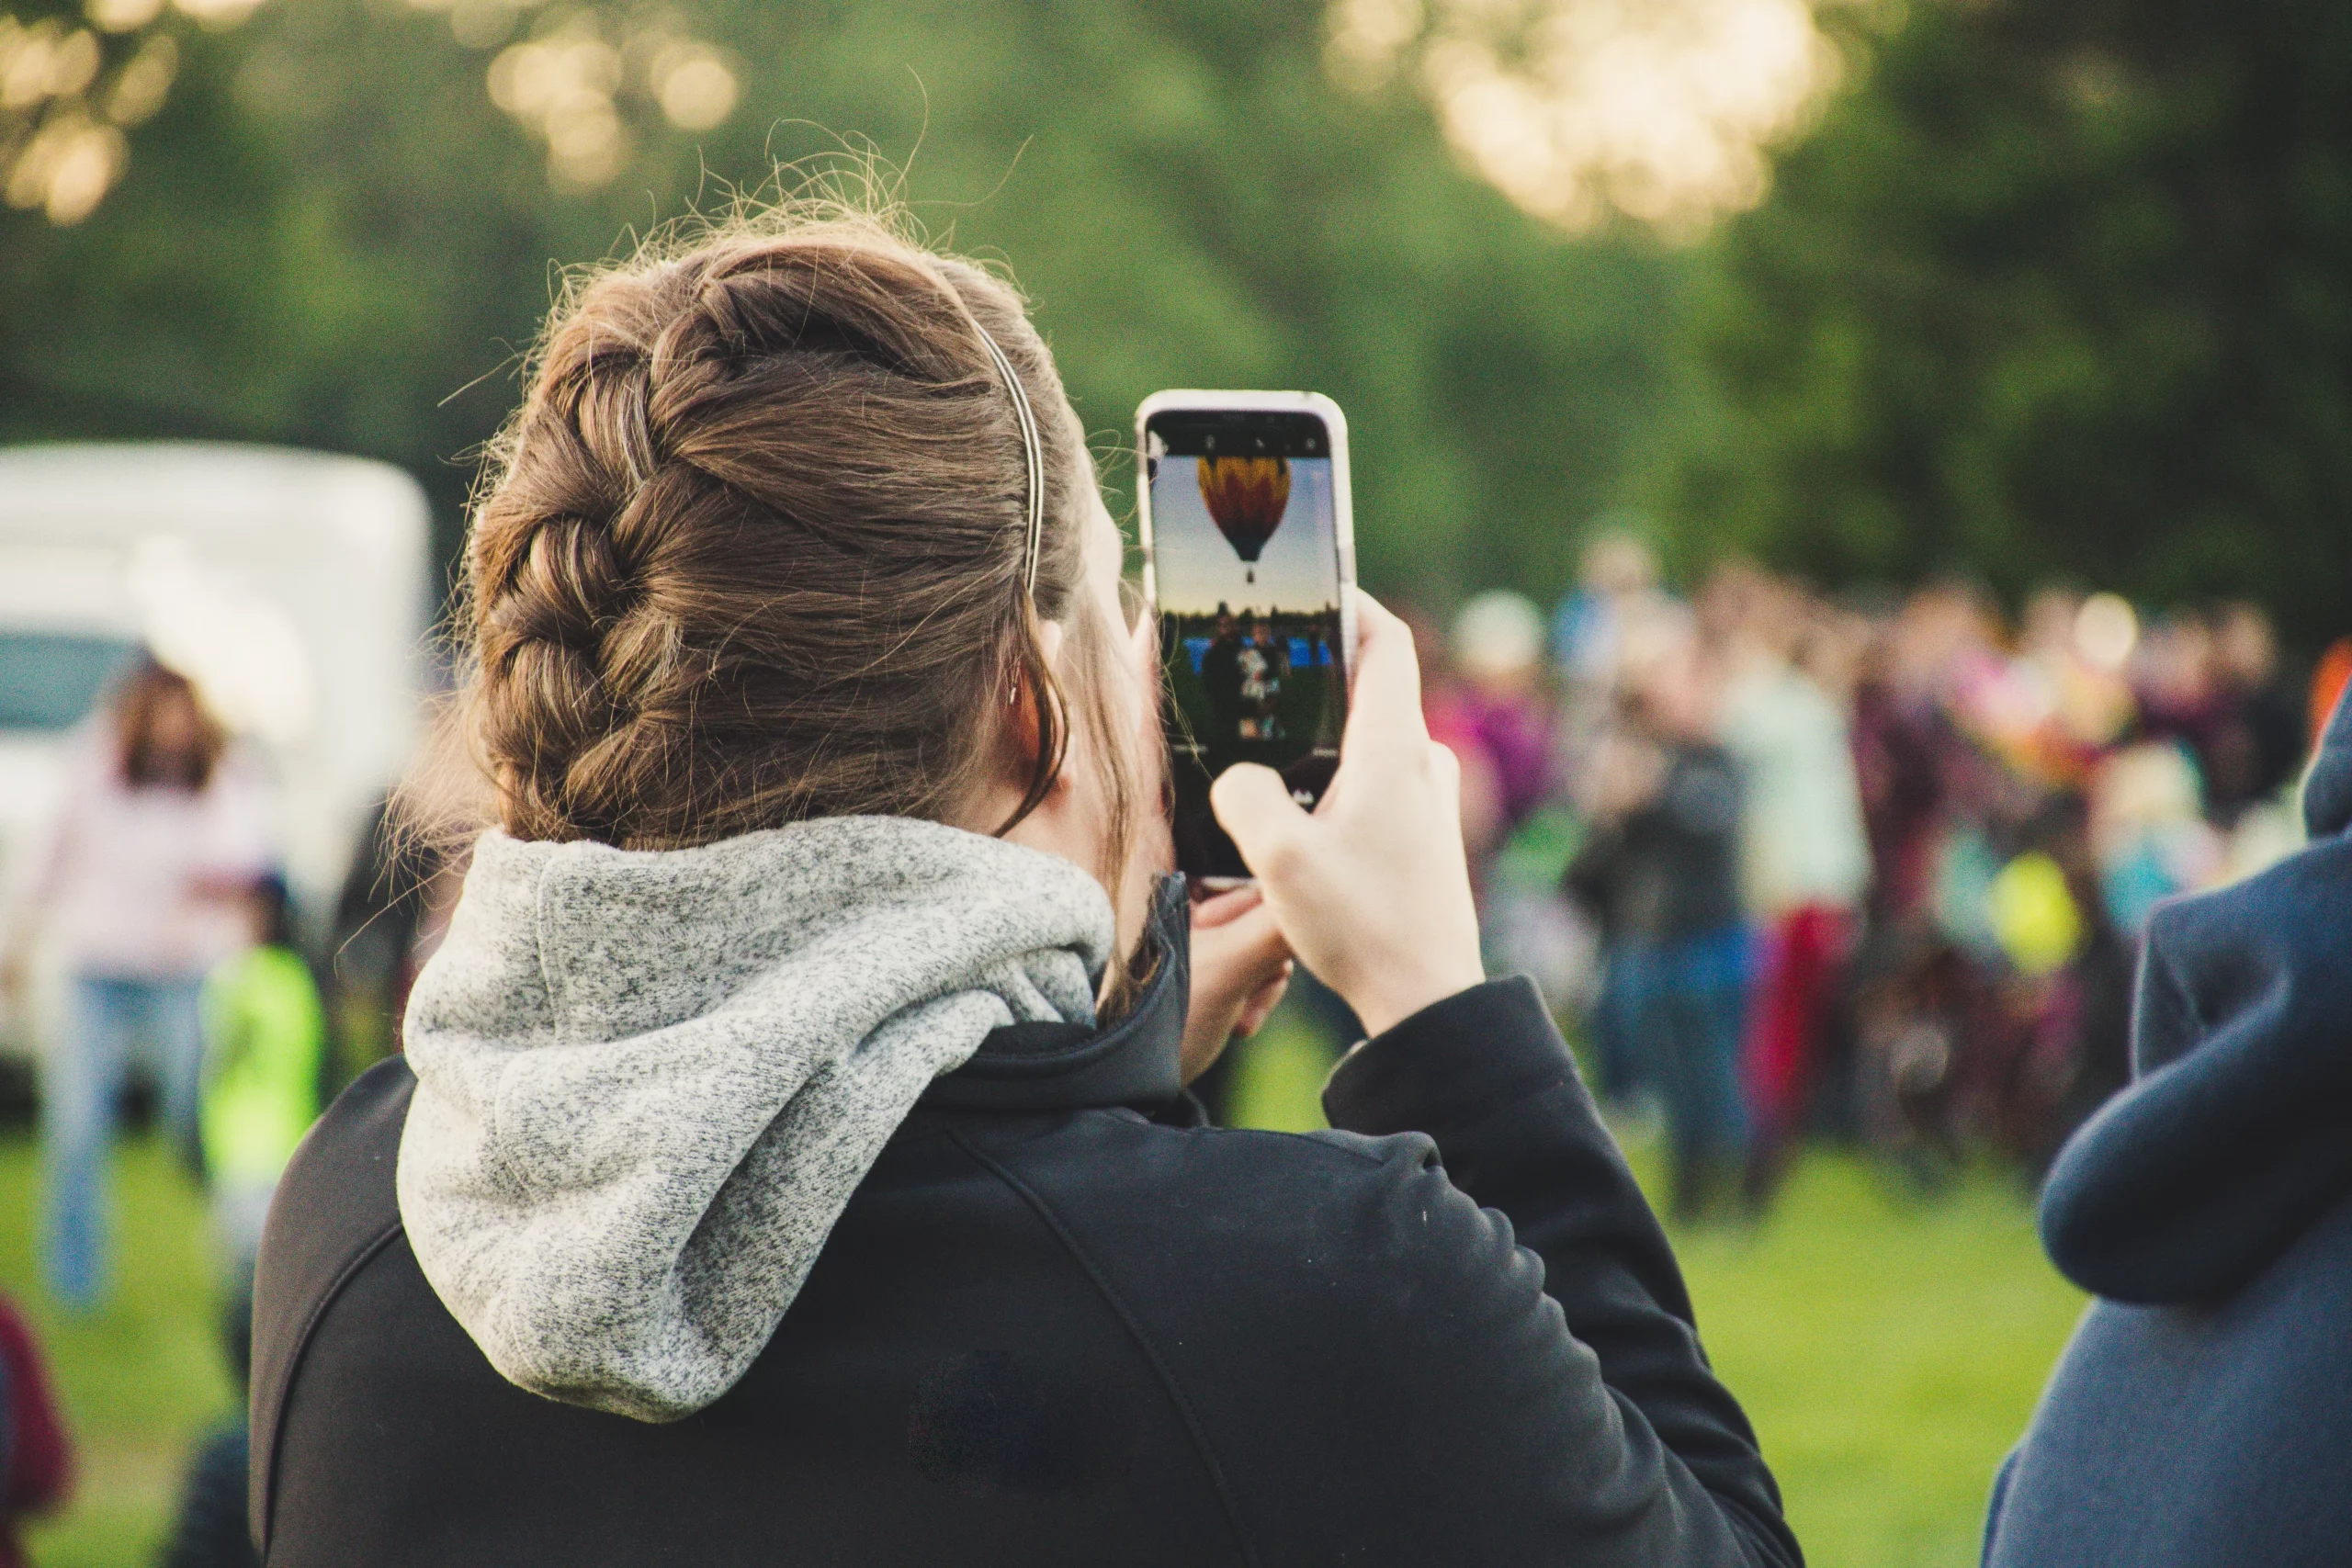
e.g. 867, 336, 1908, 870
252, 909, 1797, 1567
1983, 690, 2352, 1567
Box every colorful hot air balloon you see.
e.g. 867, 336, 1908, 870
1198, 457, 1290, 582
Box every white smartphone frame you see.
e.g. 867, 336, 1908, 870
1134, 389, 1359, 686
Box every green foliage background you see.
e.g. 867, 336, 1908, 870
5, 0, 2348, 633
1, 0, 1680, 614
1658, 0, 2352, 649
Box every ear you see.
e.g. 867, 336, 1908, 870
1004, 618, 1073, 792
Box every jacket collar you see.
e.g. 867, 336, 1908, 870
918, 874, 1192, 1113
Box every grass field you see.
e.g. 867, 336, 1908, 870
0, 1137, 237, 1568
0, 1025, 2082, 1566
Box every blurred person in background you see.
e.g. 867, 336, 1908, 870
1929, 591, 2137, 1168
2127, 613, 2226, 797
1713, 570, 1870, 1202
0, 1290, 73, 1568
2205, 601, 2305, 824
1558, 591, 1698, 1105
159, 1282, 256, 1568
1446, 591, 1555, 841
1849, 585, 1986, 933
1551, 530, 1676, 819
0, 657, 274, 1311
1554, 526, 1668, 705
198, 872, 324, 1311
1566, 627, 1752, 1220
2007, 589, 2135, 786
1982, 684, 2352, 1568
162, 881, 328, 1568
1994, 793, 2135, 1174
1414, 601, 1507, 868
1440, 591, 1597, 1013
1844, 584, 2023, 1171
2089, 742, 2221, 942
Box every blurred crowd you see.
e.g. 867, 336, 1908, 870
1413, 534, 2347, 1222
12, 560, 2341, 1293
0, 549, 2343, 1558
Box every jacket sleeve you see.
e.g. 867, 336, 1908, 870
1317, 976, 1799, 1568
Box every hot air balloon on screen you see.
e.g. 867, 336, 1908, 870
1198, 457, 1291, 583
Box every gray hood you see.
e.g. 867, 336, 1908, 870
395, 818, 1114, 1422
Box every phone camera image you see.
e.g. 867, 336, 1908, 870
1145, 408, 1347, 881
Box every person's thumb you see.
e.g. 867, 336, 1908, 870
1210, 762, 1314, 878
1197, 897, 1293, 988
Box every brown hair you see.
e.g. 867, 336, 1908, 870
116, 658, 224, 792
447, 205, 1138, 887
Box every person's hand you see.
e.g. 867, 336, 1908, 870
1210, 590, 1485, 1039
1181, 885, 1292, 1084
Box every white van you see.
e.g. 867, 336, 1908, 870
0, 442, 435, 1059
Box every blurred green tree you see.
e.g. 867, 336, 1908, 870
0, 0, 1683, 614
1663, 0, 2352, 647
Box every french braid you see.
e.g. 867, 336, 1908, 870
453, 211, 1131, 861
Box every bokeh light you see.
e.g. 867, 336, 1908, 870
2074, 592, 2139, 673
85, 0, 167, 33
3, 0, 738, 224
652, 44, 736, 131
1327, 0, 1844, 237
171, 0, 264, 28
482, 11, 737, 186
2, 7, 198, 224
101, 32, 174, 124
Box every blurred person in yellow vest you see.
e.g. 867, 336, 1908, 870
199, 872, 323, 1298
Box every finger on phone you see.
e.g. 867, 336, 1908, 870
1206, 899, 1291, 981
1210, 761, 1311, 865
1342, 589, 1428, 750
1191, 883, 1265, 929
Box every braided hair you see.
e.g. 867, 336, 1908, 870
451, 209, 1133, 865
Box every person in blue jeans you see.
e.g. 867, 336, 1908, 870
49, 976, 207, 1295
2, 659, 274, 1311
1567, 634, 1753, 1220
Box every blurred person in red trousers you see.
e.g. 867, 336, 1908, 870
1713, 572, 1870, 1201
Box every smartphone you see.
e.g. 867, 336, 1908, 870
1137, 390, 1357, 886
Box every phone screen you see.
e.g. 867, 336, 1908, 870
1144, 408, 1348, 882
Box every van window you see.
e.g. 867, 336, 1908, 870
0, 632, 140, 731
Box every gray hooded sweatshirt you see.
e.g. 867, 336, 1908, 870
394, 817, 1114, 1422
